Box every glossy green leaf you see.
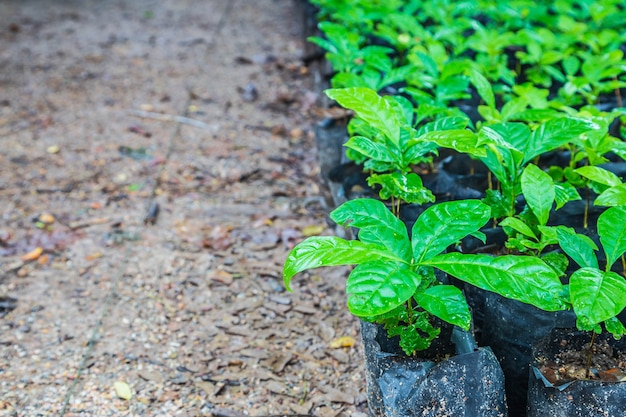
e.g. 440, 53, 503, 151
467, 67, 495, 108
415, 116, 469, 136
367, 172, 435, 204
570, 267, 626, 327
283, 237, 403, 291
500, 217, 537, 239
346, 261, 419, 317
344, 136, 396, 162
521, 164, 555, 226
489, 122, 531, 152
575, 166, 622, 187
595, 183, 626, 207
412, 200, 491, 263
598, 206, 626, 269
524, 117, 599, 163
554, 182, 581, 210
326, 87, 402, 144
415, 129, 484, 157
414, 285, 471, 330
330, 198, 411, 261
555, 226, 599, 269
424, 253, 567, 311
605, 316, 626, 338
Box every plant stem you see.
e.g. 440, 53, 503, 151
622, 254, 626, 278
585, 331, 597, 379
584, 188, 590, 229
614, 77, 623, 107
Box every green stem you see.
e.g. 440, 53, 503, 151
585, 331, 597, 379
584, 188, 590, 229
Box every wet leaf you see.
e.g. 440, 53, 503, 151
114, 381, 132, 400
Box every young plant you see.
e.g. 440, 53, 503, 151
555, 207, 626, 338
284, 198, 569, 355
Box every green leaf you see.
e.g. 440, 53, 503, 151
326, 87, 402, 144
521, 164, 555, 226
415, 129, 484, 157
415, 116, 469, 136
575, 166, 622, 187
367, 172, 435, 204
424, 253, 567, 311
500, 217, 537, 239
283, 237, 403, 291
412, 200, 491, 263
330, 198, 411, 261
414, 285, 471, 330
467, 67, 495, 109
524, 117, 599, 163
605, 316, 626, 339
555, 226, 599, 269
598, 206, 626, 269
346, 262, 420, 317
570, 267, 626, 327
595, 183, 626, 207
554, 182, 582, 210
344, 136, 396, 163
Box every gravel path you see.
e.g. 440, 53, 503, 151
0, 1, 367, 416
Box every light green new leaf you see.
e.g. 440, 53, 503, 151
595, 183, 626, 207
575, 166, 622, 187
467, 67, 495, 109
424, 253, 567, 311
555, 226, 599, 269
598, 206, 626, 269
367, 172, 435, 205
412, 200, 491, 263
326, 87, 402, 144
605, 316, 626, 338
283, 237, 403, 291
554, 182, 581, 210
500, 217, 537, 239
524, 117, 599, 163
414, 285, 471, 330
346, 262, 419, 317
344, 136, 397, 162
570, 267, 626, 327
521, 164, 555, 226
415, 129, 484, 157
330, 198, 411, 262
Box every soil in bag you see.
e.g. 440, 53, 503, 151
361, 321, 508, 417
527, 328, 626, 417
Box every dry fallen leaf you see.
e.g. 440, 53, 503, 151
329, 336, 356, 349
301, 224, 325, 237
21, 247, 43, 262
38, 213, 55, 224
113, 381, 132, 400
207, 270, 234, 285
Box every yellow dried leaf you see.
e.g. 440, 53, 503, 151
21, 247, 43, 262
38, 213, 55, 224
114, 381, 132, 400
329, 336, 356, 349
302, 225, 325, 237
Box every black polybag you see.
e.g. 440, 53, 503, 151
527, 328, 626, 417
361, 321, 508, 417
480, 293, 576, 417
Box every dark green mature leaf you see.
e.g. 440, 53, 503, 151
521, 164, 555, 226
330, 198, 411, 261
489, 122, 531, 152
424, 253, 567, 311
414, 285, 471, 330
555, 226, 599, 269
344, 136, 396, 162
346, 261, 420, 316
570, 267, 626, 327
595, 183, 626, 207
367, 172, 435, 204
283, 237, 403, 291
598, 206, 626, 269
412, 200, 491, 263
326, 87, 403, 144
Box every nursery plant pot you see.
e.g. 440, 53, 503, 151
527, 327, 626, 417
480, 293, 576, 417
361, 320, 508, 417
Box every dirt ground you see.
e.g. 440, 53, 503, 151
0, 1, 367, 416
